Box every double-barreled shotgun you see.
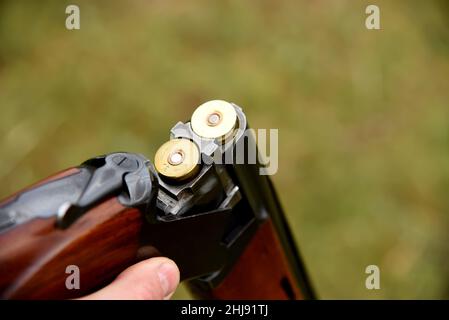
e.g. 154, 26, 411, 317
0, 100, 315, 299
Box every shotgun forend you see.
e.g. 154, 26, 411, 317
0, 100, 315, 300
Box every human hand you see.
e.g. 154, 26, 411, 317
80, 257, 180, 300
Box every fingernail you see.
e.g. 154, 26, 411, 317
157, 262, 178, 298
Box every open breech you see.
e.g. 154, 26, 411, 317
0, 100, 315, 300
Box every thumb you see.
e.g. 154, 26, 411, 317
80, 257, 180, 300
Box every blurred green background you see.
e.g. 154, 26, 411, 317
1, 0, 449, 299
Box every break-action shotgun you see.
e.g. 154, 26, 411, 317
0, 100, 315, 299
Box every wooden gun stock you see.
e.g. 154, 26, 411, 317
0, 168, 148, 299
187, 220, 304, 300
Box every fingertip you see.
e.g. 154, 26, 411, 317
80, 257, 180, 300
156, 259, 180, 299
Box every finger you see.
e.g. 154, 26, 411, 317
80, 257, 180, 300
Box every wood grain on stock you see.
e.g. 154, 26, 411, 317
0, 169, 146, 299
190, 220, 303, 300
